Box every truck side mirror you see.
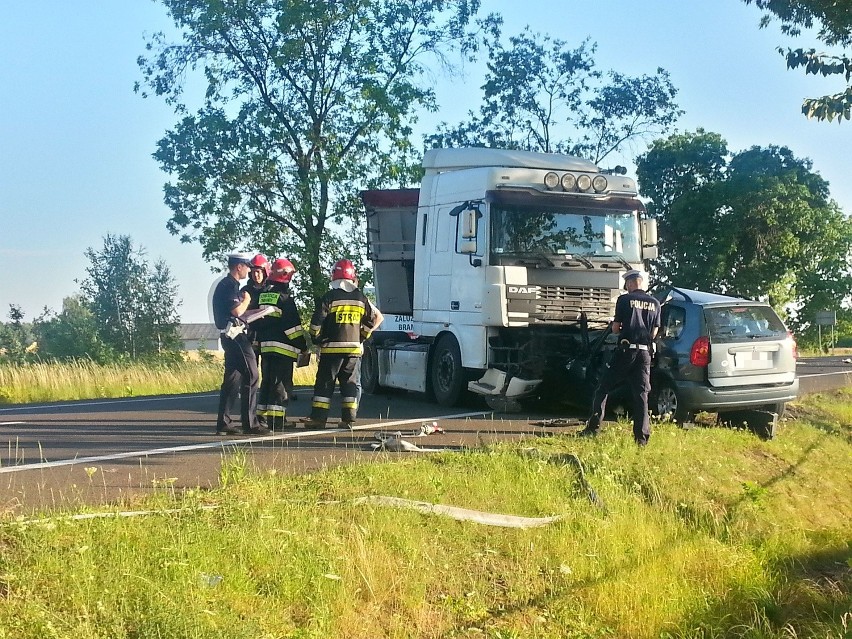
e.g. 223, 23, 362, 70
462, 208, 478, 240
450, 201, 482, 260
640, 218, 658, 259
640, 218, 658, 247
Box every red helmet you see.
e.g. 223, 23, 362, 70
331, 258, 356, 283
250, 253, 271, 277
267, 258, 296, 284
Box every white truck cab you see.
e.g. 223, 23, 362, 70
361, 147, 657, 409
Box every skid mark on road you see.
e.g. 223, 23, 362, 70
0, 410, 487, 474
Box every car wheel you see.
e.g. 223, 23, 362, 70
361, 340, 382, 395
651, 380, 693, 423
430, 334, 466, 407
720, 409, 777, 440
762, 402, 786, 418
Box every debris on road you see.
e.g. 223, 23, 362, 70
353, 495, 561, 528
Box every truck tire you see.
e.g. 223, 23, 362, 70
430, 334, 466, 407
361, 340, 382, 395
650, 379, 693, 424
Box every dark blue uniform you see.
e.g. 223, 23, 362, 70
212, 274, 261, 434
587, 287, 661, 444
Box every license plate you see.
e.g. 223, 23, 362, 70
733, 351, 773, 370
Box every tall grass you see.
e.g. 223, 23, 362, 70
0, 357, 318, 404
0, 393, 849, 638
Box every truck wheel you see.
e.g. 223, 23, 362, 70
651, 380, 692, 424
430, 334, 466, 407
361, 340, 382, 395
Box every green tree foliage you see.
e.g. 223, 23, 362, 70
744, 0, 852, 122
35, 296, 115, 363
78, 235, 182, 359
636, 129, 852, 339
426, 28, 683, 163
0, 305, 38, 363
137, 0, 496, 304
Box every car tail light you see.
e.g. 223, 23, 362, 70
690, 336, 710, 367
788, 331, 798, 359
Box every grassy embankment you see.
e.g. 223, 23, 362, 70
0, 384, 849, 637
0, 356, 318, 404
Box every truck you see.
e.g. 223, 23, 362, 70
359, 147, 658, 411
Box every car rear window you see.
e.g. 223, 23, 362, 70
705, 305, 787, 341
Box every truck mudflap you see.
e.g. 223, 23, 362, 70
468, 368, 543, 412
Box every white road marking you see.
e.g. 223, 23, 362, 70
0, 393, 218, 413
0, 410, 487, 474
0, 422, 26, 426
0, 389, 310, 412
798, 370, 852, 377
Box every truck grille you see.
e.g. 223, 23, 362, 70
533, 286, 614, 322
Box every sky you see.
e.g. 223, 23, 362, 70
1, 1, 850, 324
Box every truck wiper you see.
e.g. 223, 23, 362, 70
511, 252, 555, 268
584, 252, 631, 269
568, 254, 594, 269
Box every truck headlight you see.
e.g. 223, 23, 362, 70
560, 173, 576, 191
544, 172, 559, 189
592, 175, 607, 192
577, 174, 592, 191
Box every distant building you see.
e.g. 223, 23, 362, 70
177, 323, 222, 352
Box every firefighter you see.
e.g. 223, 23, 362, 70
253, 258, 308, 430
242, 253, 271, 425
304, 259, 377, 429
212, 251, 268, 435
578, 269, 660, 446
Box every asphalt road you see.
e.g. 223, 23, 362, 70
0, 356, 847, 515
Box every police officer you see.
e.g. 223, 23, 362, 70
579, 269, 660, 445
212, 251, 269, 435
253, 258, 308, 430
304, 259, 377, 429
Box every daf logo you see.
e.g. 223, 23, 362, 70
508, 285, 540, 295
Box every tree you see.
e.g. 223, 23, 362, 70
0, 305, 38, 363
138, 0, 496, 304
636, 130, 852, 332
35, 296, 114, 363
426, 28, 683, 163
78, 235, 182, 359
744, 0, 852, 122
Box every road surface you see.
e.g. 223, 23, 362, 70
0, 356, 846, 515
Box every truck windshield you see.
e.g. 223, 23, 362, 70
490, 204, 642, 263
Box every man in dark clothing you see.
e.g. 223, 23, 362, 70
304, 259, 377, 430
579, 269, 661, 445
252, 258, 308, 430
212, 251, 269, 436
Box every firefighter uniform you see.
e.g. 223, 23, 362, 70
306, 275, 377, 428
253, 282, 307, 429
583, 270, 660, 445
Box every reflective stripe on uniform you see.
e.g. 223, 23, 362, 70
320, 341, 363, 355
312, 396, 331, 409
259, 340, 300, 357
285, 326, 305, 339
